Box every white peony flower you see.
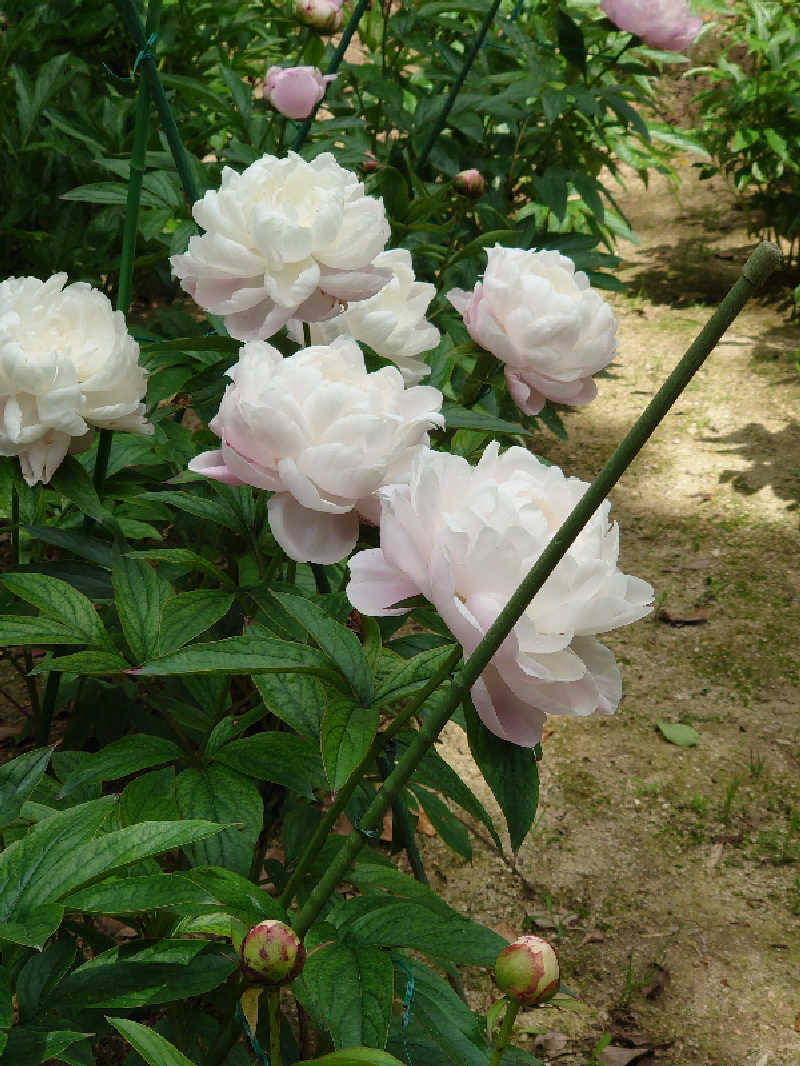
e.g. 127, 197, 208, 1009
170, 152, 392, 343
0, 273, 151, 486
447, 245, 617, 416
306, 249, 440, 385
189, 336, 444, 563
347, 443, 653, 747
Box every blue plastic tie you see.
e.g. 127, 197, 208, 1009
391, 957, 416, 1066
104, 31, 158, 84
235, 999, 270, 1066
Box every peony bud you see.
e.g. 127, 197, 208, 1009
295, 0, 343, 33
361, 150, 378, 174
240, 920, 305, 985
453, 169, 485, 199
494, 936, 560, 1005
264, 66, 336, 121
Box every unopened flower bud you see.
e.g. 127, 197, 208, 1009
361, 151, 378, 174
295, 0, 344, 33
453, 169, 485, 199
240, 920, 305, 985
494, 935, 560, 1005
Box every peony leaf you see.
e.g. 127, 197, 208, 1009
212, 732, 326, 798
158, 589, 234, 655
321, 697, 379, 792
1, 571, 108, 647
107, 1018, 195, 1066
0, 747, 53, 831
113, 554, 172, 663
56, 735, 183, 799
174, 766, 262, 877
656, 720, 699, 747
297, 943, 393, 1051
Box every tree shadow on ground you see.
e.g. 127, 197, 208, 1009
704, 419, 800, 512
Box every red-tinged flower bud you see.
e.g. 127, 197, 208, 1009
240, 920, 305, 985
453, 169, 485, 199
361, 151, 378, 174
295, 0, 344, 34
494, 935, 560, 1005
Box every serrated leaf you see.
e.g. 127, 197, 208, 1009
656, 720, 698, 747
158, 590, 234, 654
107, 1018, 195, 1066
464, 700, 538, 853
321, 698, 379, 792
213, 732, 326, 797
175, 766, 262, 876
0, 747, 53, 830
297, 943, 393, 1050
57, 736, 182, 799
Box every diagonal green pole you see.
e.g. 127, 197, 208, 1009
291, 0, 372, 153
292, 241, 783, 937
415, 0, 503, 174
113, 0, 199, 206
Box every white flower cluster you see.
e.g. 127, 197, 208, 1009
0, 274, 151, 485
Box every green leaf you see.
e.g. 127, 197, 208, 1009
61, 181, 163, 207
1, 572, 106, 646
134, 629, 341, 684
219, 64, 251, 121
49, 455, 109, 521
253, 671, 327, 738
448, 230, 518, 269
0, 905, 64, 949
304, 1051, 406, 1066
57, 736, 182, 799
0, 1027, 91, 1066
31, 650, 128, 675
178, 866, 285, 925
51, 941, 236, 1008
271, 591, 372, 703
372, 645, 459, 706
62, 874, 215, 915
409, 785, 471, 860
15, 939, 76, 1023
23, 526, 113, 568
321, 697, 379, 792
142, 491, 242, 533
656, 720, 699, 747
0, 615, 79, 647
441, 406, 530, 436
158, 590, 234, 655
0, 747, 53, 830
333, 899, 506, 966
213, 733, 326, 798
113, 554, 171, 663
175, 766, 262, 877
0, 796, 117, 927
556, 8, 586, 75
464, 700, 538, 853
298, 943, 393, 1050
126, 549, 231, 585
414, 740, 501, 850
0, 965, 10, 1030
119, 768, 178, 825
107, 1018, 195, 1066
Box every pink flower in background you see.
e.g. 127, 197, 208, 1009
170, 152, 391, 342
189, 336, 443, 564
264, 67, 336, 121
600, 0, 703, 52
295, 0, 343, 33
447, 245, 617, 417
347, 444, 653, 748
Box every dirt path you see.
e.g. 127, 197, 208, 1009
429, 163, 800, 1066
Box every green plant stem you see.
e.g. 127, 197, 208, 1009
291, 241, 782, 939
279, 642, 461, 909
10, 480, 19, 566
204, 1016, 240, 1066
113, 0, 199, 205
292, 0, 372, 153
311, 563, 330, 593
266, 987, 282, 1066
488, 998, 521, 1066
415, 0, 503, 174
36, 669, 61, 747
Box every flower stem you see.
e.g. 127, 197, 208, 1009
415, 0, 503, 174
11, 479, 20, 567
292, 0, 372, 153
488, 998, 521, 1066
113, 0, 199, 205
291, 241, 782, 939
279, 642, 461, 910
266, 987, 282, 1066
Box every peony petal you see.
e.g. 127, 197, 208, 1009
268, 492, 359, 563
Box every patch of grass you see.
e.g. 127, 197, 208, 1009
753, 808, 800, 866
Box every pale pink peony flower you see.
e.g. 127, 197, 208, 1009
347, 444, 653, 747
189, 336, 444, 563
447, 245, 617, 417
295, 0, 343, 33
263, 66, 336, 121
305, 248, 440, 385
0, 274, 151, 485
600, 0, 703, 52
170, 152, 392, 343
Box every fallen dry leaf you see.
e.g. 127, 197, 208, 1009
657, 608, 708, 627
579, 930, 606, 947
598, 1046, 652, 1066
492, 920, 519, 942
642, 963, 670, 1000
533, 1031, 568, 1057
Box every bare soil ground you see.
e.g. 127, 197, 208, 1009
424, 163, 800, 1066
